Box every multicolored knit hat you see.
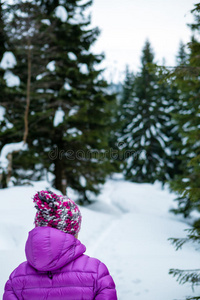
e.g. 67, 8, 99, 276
33, 190, 82, 236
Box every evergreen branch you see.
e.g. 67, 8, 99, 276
169, 228, 200, 250
185, 297, 200, 300
156, 65, 199, 69
169, 268, 200, 289
168, 237, 188, 250
184, 228, 200, 242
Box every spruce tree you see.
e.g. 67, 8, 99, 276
169, 4, 200, 298
176, 41, 188, 66
3, 0, 117, 201
170, 41, 200, 217
119, 40, 178, 183
0, 1, 52, 185
169, 41, 193, 217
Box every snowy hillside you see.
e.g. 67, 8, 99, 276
1, 178, 200, 300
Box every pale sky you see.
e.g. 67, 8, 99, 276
90, 0, 197, 82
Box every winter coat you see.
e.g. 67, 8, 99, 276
3, 226, 117, 300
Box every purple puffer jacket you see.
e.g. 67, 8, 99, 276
3, 227, 117, 300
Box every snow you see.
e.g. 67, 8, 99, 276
140, 135, 145, 146
79, 63, 89, 74
0, 106, 6, 121
0, 142, 27, 172
46, 61, 56, 72
67, 6, 90, 26
36, 89, 44, 93
53, 107, 65, 127
0, 106, 13, 131
138, 122, 144, 129
182, 136, 189, 145
157, 136, 166, 148
80, 176, 87, 187
165, 147, 172, 156
150, 124, 157, 135
146, 129, 151, 139
0, 52, 17, 69
64, 82, 71, 91
54, 5, 68, 22
139, 150, 146, 160
36, 72, 47, 80
1, 179, 200, 299
3, 71, 20, 87
68, 16, 83, 25
68, 106, 79, 116
182, 178, 190, 183
66, 127, 82, 137
41, 19, 51, 26
68, 52, 77, 61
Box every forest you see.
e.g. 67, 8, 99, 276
1, 1, 200, 299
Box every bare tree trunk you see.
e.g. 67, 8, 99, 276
61, 169, 67, 195
54, 158, 67, 195
23, 37, 31, 144
6, 153, 13, 185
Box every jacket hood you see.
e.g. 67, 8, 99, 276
25, 227, 86, 272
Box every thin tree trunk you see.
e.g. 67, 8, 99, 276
23, 37, 31, 144
6, 153, 12, 185
54, 159, 67, 195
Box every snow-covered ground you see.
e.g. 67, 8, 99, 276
0, 178, 200, 299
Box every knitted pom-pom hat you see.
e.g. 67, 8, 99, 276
33, 190, 82, 236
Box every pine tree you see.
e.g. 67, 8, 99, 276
0, 1, 52, 186
3, 0, 118, 201
119, 40, 178, 183
169, 40, 200, 217
169, 41, 194, 217
176, 41, 188, 65
169, 4, 200, 298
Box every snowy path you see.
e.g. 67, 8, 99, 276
1, 179, 200, 299
80, 180, 200, 300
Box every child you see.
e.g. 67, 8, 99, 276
3, 190, 117, 299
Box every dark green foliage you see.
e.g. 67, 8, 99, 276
169, 3, 200, 299
169, 39, 200, 217
0, 1, 12, 154
0, 1, 6, 61
1, 0, 118, 201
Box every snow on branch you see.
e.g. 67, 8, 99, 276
0, 51, 17, 69
53, 107, 65, 127
54, 6, 68, 22
0, 142, 28, 173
